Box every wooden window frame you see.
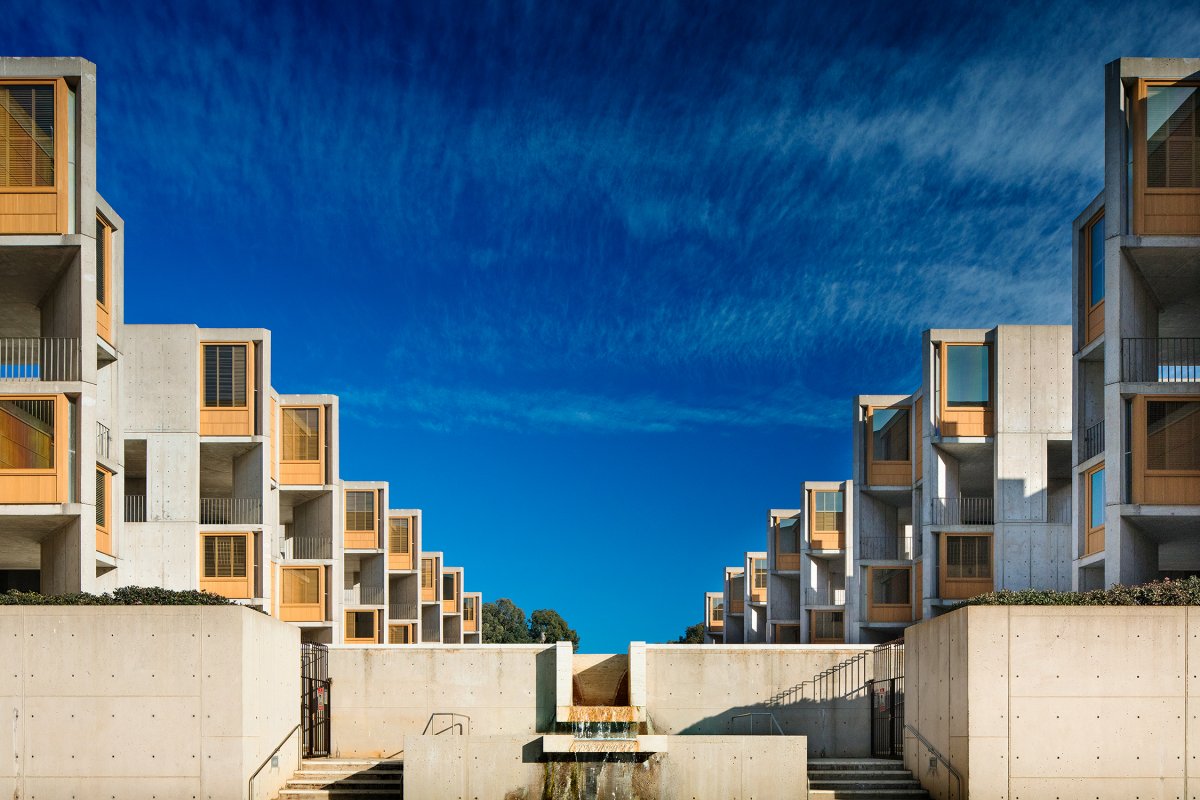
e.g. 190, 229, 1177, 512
808, 610, 844, 644
1139, 396, 1200, 476
809, 489, 845, 550
1085, 463, 1105, 556
344, 609, 379, 644
0, 394, 69, 504
280, 405, 322, 462
388, 515, 414, 570
774, 515, 802, 570
1131, 395, 1200, 505
388, 623, 414, 644
279, 565, 326, 622
938, 533, 994, 600
199, 342, 256, 437
421, 556, 438, 602
1133, 79, 1200, 234
1082, 208, 1105, 345
279, 405, 324, 485
200, 342, 251, 409
0, 78, 69, 235
344, 489, 379, 549
95, 465, 112, 556
442, 571, 459, 613
707, 596, 724, 628
95, 213, 113, 344
940, 342, 993, 413
867, 566, 913, 623
199, 532, 253, 599
866, 404, 913, 486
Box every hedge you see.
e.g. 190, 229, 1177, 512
956, 576, 1200, 607
0, 586, 235, 606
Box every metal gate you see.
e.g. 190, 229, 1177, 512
301, 642, 331, 758
867, 638, 904, 758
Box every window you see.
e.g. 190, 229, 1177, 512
871, 568, 910, 605
203, 534, 247, 579
776, 517, 800, 554
345, 610, 377, 642
96, 216, 110, 306
95, 467, 107, 528
443, 573, 456, 598
463, 597, 475, 622
1146, 400, 1200, 471
710, 599, 723, 623
203, 344, 247, 408
421, 557, 435, 589
1086, 211, 1104, 307
1146, 84, 1200, 189
281, 407, 320, 461
945, 535, 992, 579
813, 491, 844, 532
0, 84, 55, 187
753, 559, 767, 589
872, 407, 910, 461
345, 490, 375, 531
812, 610, 844, 641
388, 624, 412, 644
0, 398, 55, 469
945, 345, 990, 407
389, 517, 411, 553
282, 566, 321, 605
1088, 466, 1105, 530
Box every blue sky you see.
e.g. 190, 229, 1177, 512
7, 1, 1200, 651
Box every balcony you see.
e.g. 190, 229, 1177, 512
1122, 338, 1200, 383
859, 535, 914, 561
390, 599, 419, 620
930, 497, 994, 526
96, 421, 111, 460
0, 338, 81, 382
343, 584, 384, 606
804, 587, 846, 606
199, 497, 263, 525
286, 534, 332, 560
124, 495, 146, 522
1082, 420, 1105, 462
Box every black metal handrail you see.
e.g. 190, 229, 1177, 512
1082, 419, 1104, 461
247, 723, 301, 800
1122, 337, 1200, 382
930, 497, 994, 526
905, 724, 964, 800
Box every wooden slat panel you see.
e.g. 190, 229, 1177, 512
0, 212, 56, 234
868, 462, 911, 486
281, 461, 323, 485
0, 192, 56, 212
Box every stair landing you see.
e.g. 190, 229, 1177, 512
808, 759, 930, 800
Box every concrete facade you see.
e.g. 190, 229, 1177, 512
1072, 57, 1200, 590
0, 57, 488, 646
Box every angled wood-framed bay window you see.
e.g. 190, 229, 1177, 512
95, 465, 113, 556
1131, 395, 1200, 504
200, 342, 255, 436
809, 490, 845, 550
0, 394, 70, 504
0, 79, 68, 234
939, 533, 993, 600
388, 622, 414, 644
750, 558, 767, 603
279, 565, 326, 622
1082, 209, 1105, 345
774, 515, 801, 571
388, 515, 414, 570
707, 596, 724, 630
809, 610, 845, 644
95, 214, 114, 344
1086, 463, 1105, 555
1134, 79, 1200, 235
462, 596, 477, 632
344, 489, 379, 549
344, 609, 379, 644
939, 343, 993, 436
442, 571, 459, 613
200, 532, 253, 599
866, 404, 912, 486
280, 405, 324, 485
420, 556, 437, 602
867, 566, 912, 623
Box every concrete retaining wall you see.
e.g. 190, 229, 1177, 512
402, 734, 808, 800
906, 605, 1200, 799
0, 605, 301, 800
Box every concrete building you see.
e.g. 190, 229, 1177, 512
0, 58, 485, 645
1072, 58, 1200, 590
850, 326, 1072, 642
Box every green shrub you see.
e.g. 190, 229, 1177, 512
956, 576, 1200, 607
0, 586, 235, 606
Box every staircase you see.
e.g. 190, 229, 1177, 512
807, 759, 930, 799
275, 758, 404, 799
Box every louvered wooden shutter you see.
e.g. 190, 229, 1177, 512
95, 218, 107, 304
0, 85, 55, 188
1147, 86, 1200, 189
421, 558, 434, 588
95, 468, 106, 527
346, 491, 375, 532
388, 624, 410, 644
1147, 400, 1200, 471
389, 517, 410, 554
282, 408, 320, 461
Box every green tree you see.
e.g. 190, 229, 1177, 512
671, 622, 706, 644
528, 608, 580, 652
482, 598, 532, 644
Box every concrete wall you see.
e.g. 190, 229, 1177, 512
906, 605, 1200, 799
402, 734, 808, 800
644, 644, 872, 756
0, 605, 301, 800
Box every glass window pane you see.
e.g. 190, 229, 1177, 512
776, 518, 800, 554
0, 398, 55, 469
946, 345, 990, 407
872, 568, 910, 605
1089, 468, 1105, 528
1089, 216, 1104, 306
1146, 401, 1200, 471
872, 408, 910, 461
1147, 85, 1200, 189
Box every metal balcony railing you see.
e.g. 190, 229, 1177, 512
96, 421, 111, 460
125, 495, 147, 522
1122, 337, 1200, 382
344, 585, 384, 606
288, 535, 333, 560
0, 337, 82, 381
199, 497, 263, 525
858, 535, 914, 561
930, 497, 994, 526
1082, 420, 1104, 462
390, 600, 419, 620
804, 587, 846, 606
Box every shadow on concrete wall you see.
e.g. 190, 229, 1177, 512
535, 646, 557, 732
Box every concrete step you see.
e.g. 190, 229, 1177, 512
290, 771, 405, 781
807, 759, 907, 770
808, 791, 929, 800
301, 759, 403, 771
285, 779, 405, 789
277, 791, 403, 800
810, 779, 923, 787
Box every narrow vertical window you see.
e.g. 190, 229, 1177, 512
389, 517, 410, 553
752, 558, 767, 590
95, 467, 107, 527
421, 558, 434, 589
1088, 213, 1105, 307
1089, 467, 1105, 530
95, 217, 109, 305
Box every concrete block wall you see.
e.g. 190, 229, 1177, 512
906, 605, 1200, 799
0, 606, 301, 800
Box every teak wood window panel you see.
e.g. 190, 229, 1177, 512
1133, 79, 1200, 235
1131, 395, 1200, 504
867, 566, 913, 623
938, 343, 994, 437
199, 342, 255, 436
199, 532, 253, 599
420, 557, 437, 602
279, 566, 325, 622
344, 489, 379, 549
774, 516, 802, 570
1082, 209, 1105, 345
344, 609, 379, 644
750, 558, 767, 603
95, 465, 112, 556
0, 394, 69, 504
809, 490, 845, 550
866, 405, 912, 486
707, 597, 724, 629
279, 406, 324, 485
388, 516, 414, 570
95, 214, 113, 345
388, 623, 414, 644
809, 610, 845, 644
939, 533, 993, 600
0, 79, 68, 235
1086, 463, 1105, 556
462, 597, 477, 632
442, 572, 459, 613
